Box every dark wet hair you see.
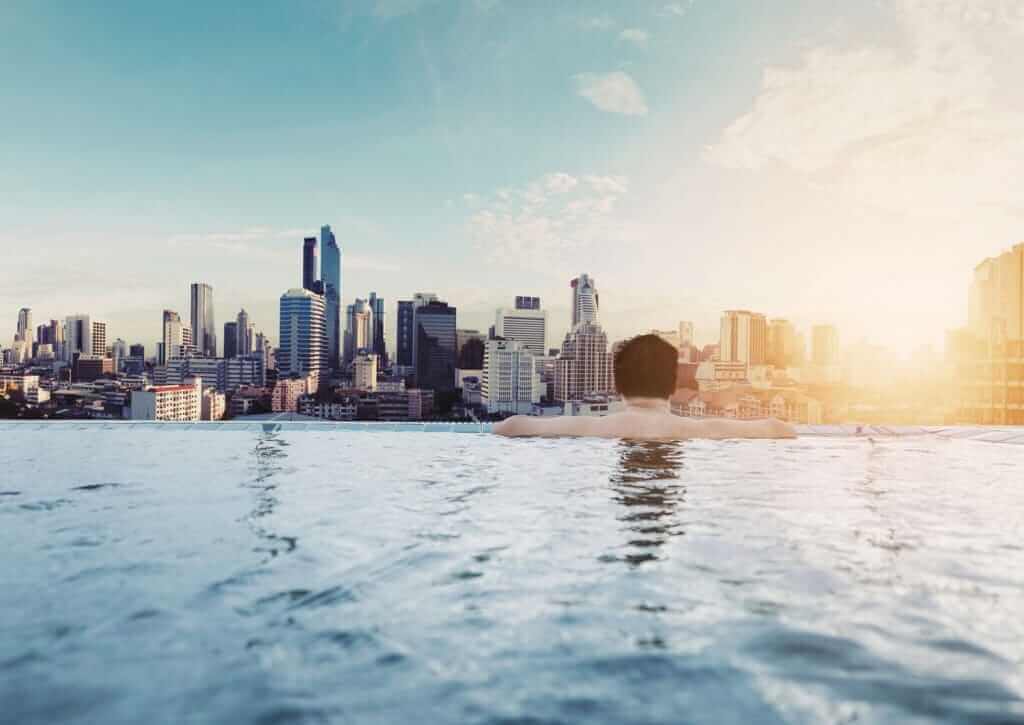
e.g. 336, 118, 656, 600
614, 334, 678, 399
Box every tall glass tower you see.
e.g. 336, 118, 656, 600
190, 283, 216, 358
320, 225, 341, 370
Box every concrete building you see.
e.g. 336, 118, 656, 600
190, 283, 216, 358
554, 321, 613, 402
201, 388, 226, 421
412, 298, 457, 392
278, 288, 328, 387
320, 225, 341, 370
570, 274, 599, 328
344, 298, 374, 365
482, 338, 540, 415
64, 315, 106, 361
720, 310, 767, 367
271, 375, 316, 412
130, 378, 202, 421
354, 352, 378, 392
495, 299, 547, 357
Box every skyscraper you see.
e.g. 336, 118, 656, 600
344, 299, 374, 364
413, 299, 457, 392
396, 300, 415, 367
678, 321, 695, 348
768, 318, 797, 369
719, 310, 767, 366
89, 321, 106, 357
278, 288, 328, 384
223, 321, 238, 359
16, 308, 32, 345
570, 274, 599, 328
368, 291, 386, 362
190, 283, 216, 358
495, 298, 547, 357
64, 315, 91, 361
320, 225, 341, 370
554, 322, 613, 402
302, 237, 318, 292
161, 310, 186, 365
236, 309, 253, 356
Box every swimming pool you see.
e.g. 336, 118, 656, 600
2, 424, 1023, 723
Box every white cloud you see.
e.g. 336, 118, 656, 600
573, 71, 649, 116
467, 171, 631, 268
619, 28, 649, 45
704, 0, 1024, 220
657, 1, 693, 18
580, 15, 614, 30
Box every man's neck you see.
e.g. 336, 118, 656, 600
624, 397, 670, 413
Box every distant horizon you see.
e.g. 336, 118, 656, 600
4, 1, 1021, 357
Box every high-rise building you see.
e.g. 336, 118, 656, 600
482, 337, 540, 414
413, 299, 457, 392
161, 310, 186, 365
679, 321, 695, 348
812, 325, 840, 367
16, 308, 32, 345
302, 237, 318, 292
768, 319, 797, 368
344, 298, 374, 364
278, 288, 328, 385
190, 283, 216, 358
969, 244, 1024, 343
223, 321, 238, 359
719, 310, 767, 366
111, 339, 128, 372
354, 352, 378, 392
129, 343, 145, 359
320, 225, 341, 370
570, 274, 599, 328
495, 298, 547, 357
368, 292, 386, 363
554, 321, 613, 402
90, 321, 107, 357
236, 309, 253, 356
396, 301, 415, 367
64, 315, 92, 361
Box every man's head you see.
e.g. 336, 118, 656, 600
614, 334, 678, 400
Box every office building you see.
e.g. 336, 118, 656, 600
396, 301, 415, 367
160, 310, 186, 365
768, 319, 798, 368
679, 321, 695, 348
369, 292, 386, 362
129, 343, 145, 359
302, 237, 318, 292
554, 321, 613, 402
570, 274, 599, 328
221, 354, 266, 392
236, 309, 253, 356
719, 310, 767, 366
16, 308, 32, 346
223, 321, 238, 359
495, 299, 547, 357
482, 338, 540, 415
64, 315, 106, 361
190, 283, 216, 358
278, 288, 328, 385
354, 352, 378, 392
111, 339, 128, 372
320, 225, 341, 369
413, 299, 457, 392
344, 298, 374, 364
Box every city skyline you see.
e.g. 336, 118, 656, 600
3, 2, 1021, 355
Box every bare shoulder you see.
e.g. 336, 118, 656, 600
493, 415, 595, 438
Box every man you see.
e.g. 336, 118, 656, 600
494, 333, 796, 440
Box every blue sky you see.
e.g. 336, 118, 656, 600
3, 0, 1022, 356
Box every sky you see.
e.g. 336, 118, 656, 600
2, 0, 1022, 357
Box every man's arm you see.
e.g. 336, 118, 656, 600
686, 417, 797, 440
493, 415, 596, 438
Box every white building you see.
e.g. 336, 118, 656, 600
495, 302, 547, 357
201, 388, 226, 421
554, 322, 613, 403
719, 310, 767, 366
482, 338, 540, 415
570, 274, 599, 328
130, 378, 202, 421
279, 288, 328, 386
64, 315, 106, 361
344, 298, 374, 364
354, 352, 378, 392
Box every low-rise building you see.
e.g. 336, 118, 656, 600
130, 379, 202, 421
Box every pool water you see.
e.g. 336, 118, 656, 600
2, 426, 1023, 723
